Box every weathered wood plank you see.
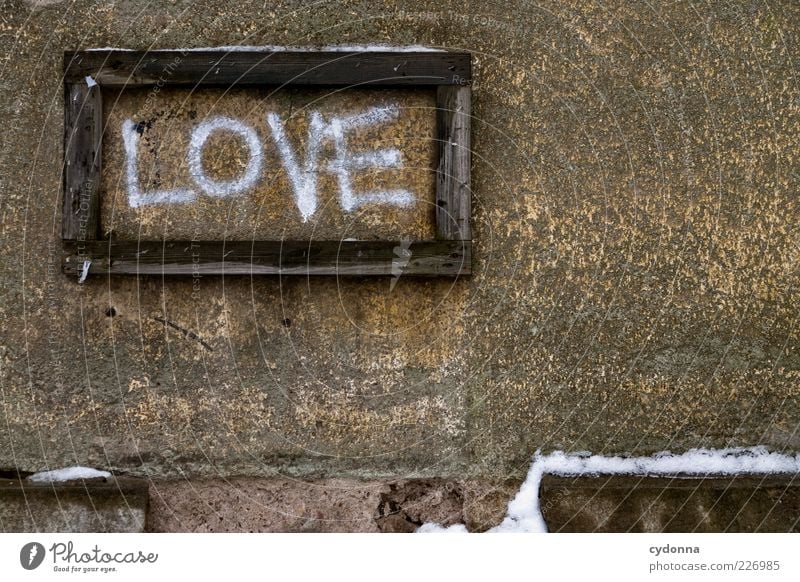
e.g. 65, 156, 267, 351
62, 83, 102, 241
435, 85, 471, 241
62, 240, 471, 277
64, 51, 472, 87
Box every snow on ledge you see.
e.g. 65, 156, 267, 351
27, 466, 112, 483
85, 45, 444, 52
417, 447, 800, 534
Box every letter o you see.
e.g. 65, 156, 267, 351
187, 116, 263, 198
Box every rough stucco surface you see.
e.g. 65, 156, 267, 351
0, 0, 798, 494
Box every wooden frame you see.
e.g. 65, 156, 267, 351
61, 50, 471, 277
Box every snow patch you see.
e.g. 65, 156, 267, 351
417, 523, 469, 533
28, 467, 111, 482
418, 447, 800, 534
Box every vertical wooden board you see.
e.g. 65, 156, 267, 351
436, 85, 472, 241
62, 83, 102, 241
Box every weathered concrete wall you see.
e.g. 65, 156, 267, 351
4, 474, 797, 532
0, 476, 148, 532
1, 0, 798, 498
144, 477, 467, 533
539, 475, 800, 532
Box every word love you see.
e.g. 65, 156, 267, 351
123, 104, 414, 221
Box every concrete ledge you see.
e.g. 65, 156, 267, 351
139, 475, 800, 533
0, 477, 149, 533
5, 474, 798, 532
146, 478, 465, 532
540, 475, 800, 532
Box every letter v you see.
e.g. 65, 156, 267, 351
267, 112, 327, 222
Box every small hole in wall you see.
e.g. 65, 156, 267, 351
281, 318, 292, 328
105, 307, 117, 317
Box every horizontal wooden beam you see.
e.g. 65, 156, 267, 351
64, 51, 472, 87
62, 240, 471, 277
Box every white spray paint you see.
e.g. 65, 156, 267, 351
124, 104, 414, 218
266, 111, 328, 221
325, 106, 414, 212
77, 260, 91, 284
187, 116, 264, 198
267, 104, 413, 221
417, 447, 800, 533
122, 119, 197, 208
